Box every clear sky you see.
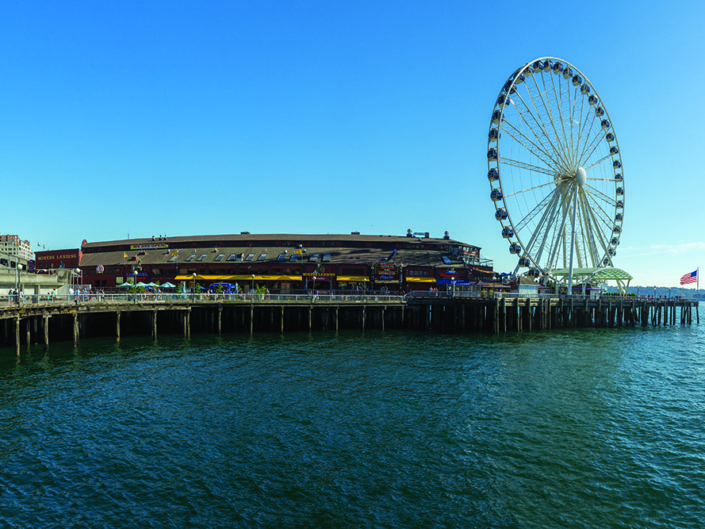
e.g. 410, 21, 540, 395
1, 1, 703, 288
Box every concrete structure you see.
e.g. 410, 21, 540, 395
0, 267, 71, 301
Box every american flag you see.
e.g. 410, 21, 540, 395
680, 270, 698, 285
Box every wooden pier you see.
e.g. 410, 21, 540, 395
0, 295, 699, 355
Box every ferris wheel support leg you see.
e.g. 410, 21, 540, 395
567, 186, 578, 294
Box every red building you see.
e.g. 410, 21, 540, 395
34, 249, 82, 272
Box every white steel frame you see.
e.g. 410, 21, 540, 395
487, 57, 624, 289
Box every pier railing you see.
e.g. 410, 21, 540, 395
1, 291, 700, 307
0, 292, 405, 307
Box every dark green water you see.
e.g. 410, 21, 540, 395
1, 327, 704, 528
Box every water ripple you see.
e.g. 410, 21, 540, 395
1, 328, 705, 527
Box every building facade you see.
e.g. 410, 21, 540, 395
0, 234, 33, 261
34, 249, 82, 272
38, 232, 495, 292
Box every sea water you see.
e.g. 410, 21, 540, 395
1, 326, 704, 528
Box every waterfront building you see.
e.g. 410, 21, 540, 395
34, 249, 82, 272
38, 231, 494, 292
0, 234, 33, 261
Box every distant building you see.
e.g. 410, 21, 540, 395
0, 234, 33, 261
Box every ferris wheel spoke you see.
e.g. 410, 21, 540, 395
577, 130, 604, 168
567, 91, 586, 170
521, 185, 570, 269
581, 191, 613, 262
575, 107, 601, 164
504, 180, 555, 199
582, 186, 616, 228
523, 191, 566, 267
514, 187, 560, 232
528, 75, 571, 169
552, 71, 573, 173
511, 91, 567, 167
583, 183, 617, 210
545, 186, 576, 271
557, 84, 582, 174
568, 86, 584, 167
584, 153, 613, 171
579, 191, 615, 258
578, 191, 605, 266
499, 157, 556, 177
499, 121, 560, 169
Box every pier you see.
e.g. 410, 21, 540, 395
0, 294, 699, 355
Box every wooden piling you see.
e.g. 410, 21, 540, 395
43, 314, 49, 351
15, 317, 20, 356
72, 312, 79, 347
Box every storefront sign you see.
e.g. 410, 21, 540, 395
130, 243, 169, 250
375, 262, 399, 281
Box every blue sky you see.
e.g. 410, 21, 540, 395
1, 1, 703, 287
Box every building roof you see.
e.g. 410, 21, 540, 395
79, 232, 482, 270
82, 232, 478, 250
80, 243, 468, 269
551, 267, 633, 282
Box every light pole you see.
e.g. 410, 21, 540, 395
192, 273, 197, 301
251, 274, 255, 297
15, 263, 22, 305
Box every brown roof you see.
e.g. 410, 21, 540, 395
79, 243, 467, 268
82, 232, 476, 249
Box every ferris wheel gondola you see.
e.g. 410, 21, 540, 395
487, 57, 624, 284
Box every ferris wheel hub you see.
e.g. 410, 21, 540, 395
576, 167, 587, 186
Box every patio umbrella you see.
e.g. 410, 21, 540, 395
146, 282, 158, 288
161, 282, 176, 288
135, 282, 148, 288
117, 283, 133, 288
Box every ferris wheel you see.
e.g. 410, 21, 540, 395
487, 57, 624, 282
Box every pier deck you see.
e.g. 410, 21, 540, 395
0, 295, 698, 355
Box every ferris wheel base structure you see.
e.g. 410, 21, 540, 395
487, 57, 626, 292
551, 266, 633, 295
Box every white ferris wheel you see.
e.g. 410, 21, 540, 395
487, 57, 624, 286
